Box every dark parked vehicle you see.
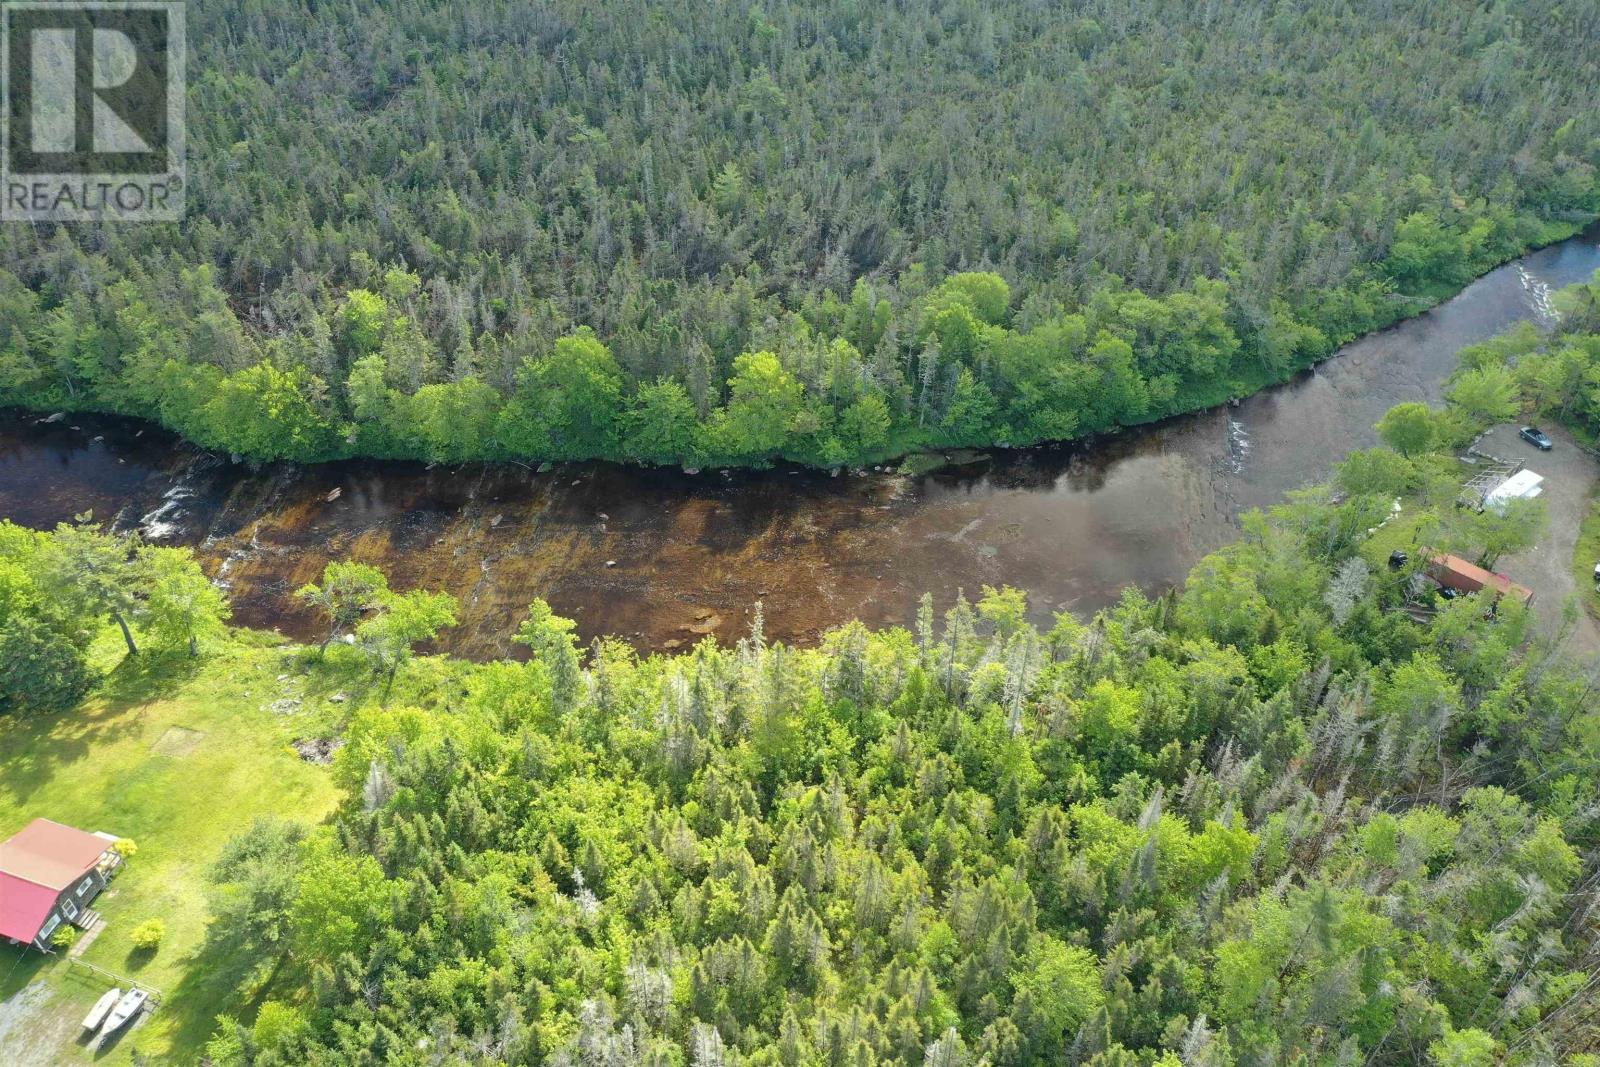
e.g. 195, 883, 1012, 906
1520, 426, 1553, 450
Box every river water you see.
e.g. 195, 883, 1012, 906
4, 227, 1599, 658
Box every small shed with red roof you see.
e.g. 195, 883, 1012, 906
0, 819, 122, 951
1427, 554, 1536, 607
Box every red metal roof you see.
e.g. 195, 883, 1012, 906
0, 875, 62, 944
0, 820, 111, 944
1427, 554, 1535, 606
0, 819, 110, 889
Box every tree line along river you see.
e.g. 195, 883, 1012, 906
3, 223, 1599, 658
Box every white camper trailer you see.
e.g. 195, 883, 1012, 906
1483, 469, 1544, 515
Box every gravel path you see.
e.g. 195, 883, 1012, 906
1476, 423, 1600, 664
0, 982, 77, 1067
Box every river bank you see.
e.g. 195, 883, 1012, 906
4, 223, 1599, 657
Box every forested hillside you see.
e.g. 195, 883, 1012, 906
217, 572, 1600, 1067
3, 0, 1600, 465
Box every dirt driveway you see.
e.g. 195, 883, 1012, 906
1476, 423, 1600, 663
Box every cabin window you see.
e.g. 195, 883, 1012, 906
61, 899, 78, 920
76, 876, 93, 896
38, 915, 59, 943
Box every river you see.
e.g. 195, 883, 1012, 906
4, 226, 1599, 658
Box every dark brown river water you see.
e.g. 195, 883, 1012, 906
5, 227, 1600, 658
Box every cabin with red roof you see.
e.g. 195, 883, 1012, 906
0, 819, 123, 952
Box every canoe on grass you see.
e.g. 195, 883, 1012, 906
100, 988, 147, 1034
82, 988, 121, 1031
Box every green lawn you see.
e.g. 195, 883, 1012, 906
1574, 490, 1600, 624
0, 632, 347, 1065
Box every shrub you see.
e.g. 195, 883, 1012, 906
113, 838, 138, 860
0, 618, 92, 716
130, 919, 165, 950
51, 925, 78, 949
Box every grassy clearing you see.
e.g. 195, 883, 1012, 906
0, 631, 351, 1065
1352, 455, 1470, 560
1358, 508, 1427, 566
1574, 490, 1600, 623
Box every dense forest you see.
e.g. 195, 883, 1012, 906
3, 0, 1600, 466
4, 388, 1598, 1064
